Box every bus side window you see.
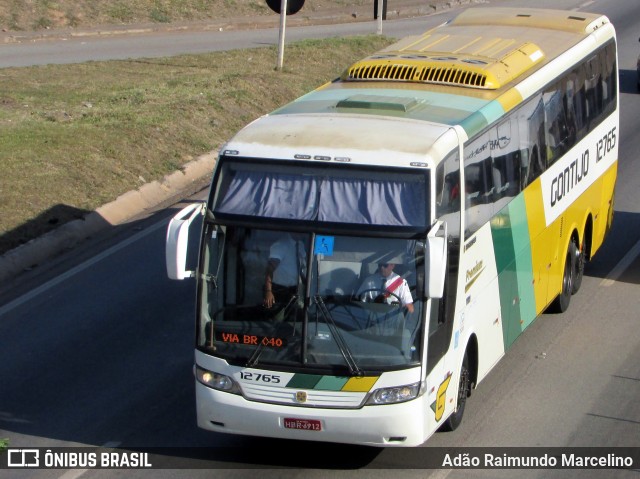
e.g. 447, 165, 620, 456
572, 66, 588, 138
440, 171, 460, 212
543, 81, 571, 166
492, 151, 520, 201
491, 165, 503, 197
493, 119, 520, 201
562, 76, 578, 148
602, 42, 617, 117
517, 95, 545, 188
465, 164, 481, 206
582, 42, 617, 130
585, 54, 602, 125
435, 161, 447, 209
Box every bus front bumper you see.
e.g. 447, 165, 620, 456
196, 381, 430, 447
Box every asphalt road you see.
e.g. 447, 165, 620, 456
0, 7, 455, 68
0, 0, 639, 477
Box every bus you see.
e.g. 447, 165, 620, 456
165, 7, 618, 447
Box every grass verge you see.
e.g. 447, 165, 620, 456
0, 0, 371, 32
0, 35, 394, 255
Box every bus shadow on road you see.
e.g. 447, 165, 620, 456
583, 210, 640, 286
618, 68, 638, 95
112, 440, 462, 469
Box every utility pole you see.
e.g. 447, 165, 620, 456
276, 0, 288, 70
376, 0, 383, 35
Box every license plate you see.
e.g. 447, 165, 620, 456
283, 418, 322, 431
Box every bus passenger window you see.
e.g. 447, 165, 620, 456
465, 166, 479, 203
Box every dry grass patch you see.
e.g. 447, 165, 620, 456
0, 35, 393, 254
0, 0, 370, 31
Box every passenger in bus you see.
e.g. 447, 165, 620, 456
357, 263, 414, 313
263, 233, 306, 308
448, 178, 460, 208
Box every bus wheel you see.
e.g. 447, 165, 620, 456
440, 353, 470, 432
549, 242, 575, 313
571, 238, 584, 294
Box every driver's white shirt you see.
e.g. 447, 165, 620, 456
269, 234, 302, 287
357, 272, 413, 306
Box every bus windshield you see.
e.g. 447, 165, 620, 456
197, 226, 425, 373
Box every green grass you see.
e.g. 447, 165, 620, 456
0, 35, 394, 254
0, 0, 370, 32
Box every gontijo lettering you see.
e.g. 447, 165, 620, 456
550, 149, 589, 207
549, 126, 616, 208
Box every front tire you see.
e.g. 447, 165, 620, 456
440, 353, 470, 432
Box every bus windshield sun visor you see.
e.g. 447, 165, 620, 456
212, 160, 429, 228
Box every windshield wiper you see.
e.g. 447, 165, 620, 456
314, 295, 363, 377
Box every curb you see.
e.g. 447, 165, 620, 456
0, 152, 217, 285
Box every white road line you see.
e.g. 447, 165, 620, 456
0, 219, 167, 317
57, 442, 121, 479
600, 238, 640, 287
428, 468, 453, 479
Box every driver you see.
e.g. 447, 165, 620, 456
357, 263, 414, 313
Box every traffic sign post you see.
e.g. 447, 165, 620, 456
277, 0, 288, 70
266, 0, 305, 70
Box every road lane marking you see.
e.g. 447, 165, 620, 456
600, 238, 640, 287
57, 442, 121, 479
0, 218, 167, 317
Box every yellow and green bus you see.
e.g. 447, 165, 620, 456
166, 7, 618, 446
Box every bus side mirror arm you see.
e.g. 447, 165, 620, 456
425, 221, 448, 299
166, 202, 206, 280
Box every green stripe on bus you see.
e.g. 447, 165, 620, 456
286, 374, 321, 389
315, 375, 350, 391
286, 374, 378, 391
491, 204, 519, 348
460, 111, 488, 138
491, 196, 536, 349
510, 197, 537, 334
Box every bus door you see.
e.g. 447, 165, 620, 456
428, 148, 462, 430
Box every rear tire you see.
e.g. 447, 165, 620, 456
571, 238, 584, 294
440, 353, 470, 432
549, 241, 575, 313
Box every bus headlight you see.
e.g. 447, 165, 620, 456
366, 382, 420, 405
195, 366, 241, 394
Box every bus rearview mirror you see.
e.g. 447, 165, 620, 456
425, 221, 447, 299
166, 202, 205, 280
